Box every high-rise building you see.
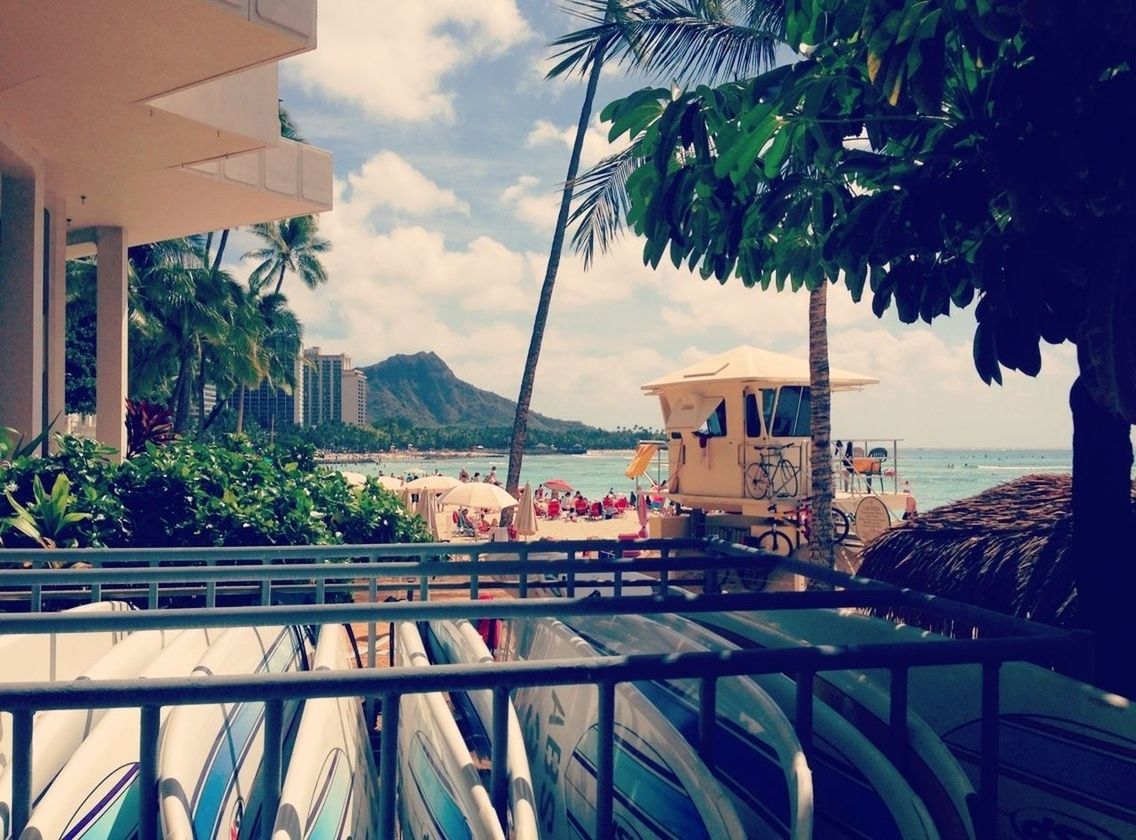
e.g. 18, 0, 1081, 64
242, 355, 304, 430
341, 367, 368, 427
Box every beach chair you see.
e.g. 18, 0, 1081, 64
547, 499, 561, 519
588, 501, 604, 520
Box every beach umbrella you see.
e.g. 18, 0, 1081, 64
405, 474, 459, 493
637, 492, 649, 538
515, 483, 538, 538
542, 478, 573, 494
339, 470, 368, 488
375, 475, 404, 491
440, 482, 518, 511
415, 489, 440, 541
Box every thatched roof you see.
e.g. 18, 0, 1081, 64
857, 474, 1114, 631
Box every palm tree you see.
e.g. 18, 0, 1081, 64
522, 2, 847, 565
244, 215, 331, 296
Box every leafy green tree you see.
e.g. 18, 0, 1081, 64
603, 0, 1136, 694
244, 216, 331, 296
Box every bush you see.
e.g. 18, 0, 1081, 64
0, 434, 428, 551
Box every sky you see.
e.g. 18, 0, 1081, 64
231, 1, 1078, 448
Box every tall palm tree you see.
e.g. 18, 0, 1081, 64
519, 2, 846, 564
244, 216, 331, 296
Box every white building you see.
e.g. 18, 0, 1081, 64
0, 1, 332, 456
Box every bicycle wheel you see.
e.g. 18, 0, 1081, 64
754, 529, 793, 557
831, 507, 851, 543
744, 463, 771, 499
771, 460, 799, 498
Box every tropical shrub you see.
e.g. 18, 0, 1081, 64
0, 434, 428, 551
125, 398, 177, 457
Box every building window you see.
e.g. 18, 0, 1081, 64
696, 399, 728, 438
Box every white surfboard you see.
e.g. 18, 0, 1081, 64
159, 626, 309, 840
561, 613, 812, 839
272, 624, 379, 840
422, 619, 539, 840
0, 602, 134, 793
0, 628, 175, 839
394, 621, 504, 840
18, 628, 218, 840
502, 616, 747, 840
691, 611, 977, 839
719, 608, 1136, 840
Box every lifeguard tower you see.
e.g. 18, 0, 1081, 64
641, 346, 903, 548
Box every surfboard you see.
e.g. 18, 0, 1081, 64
560, 613, 812, 839
18, 628, 218, 840
393, 620, 504, 840
536, 572, 937, 839
159, 626, 309, 840
717, 608, 1136, 840
690, 611, 977, 839
0, 601, 135, 795
271, 624, 379, 840
501, 616, 747, 840
0, 627, 175, 839
422, 619, 539, 840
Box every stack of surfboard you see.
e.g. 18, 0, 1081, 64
0, 609, 380, 840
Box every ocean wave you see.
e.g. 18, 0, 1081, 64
975, 464, 1072, 471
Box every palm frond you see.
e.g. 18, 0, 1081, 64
569, 147, 643, 267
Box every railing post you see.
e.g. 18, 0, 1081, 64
315, 575, 326, 605
614, 570, 623, 598
30, 582, 42, 612
889, 666, 909, 774
262, 700, 283, 840
366, 573, 378, 726
698, 677, 717, 764
11, 709, 33, 837
378, 692, 400, 840
148, 559, 158, 609
490, 686, 510, 831
139, 705, 161, 840
596, 680, 616, 840
979, 662, 1001, 840
418, 553, 429, 602
795, 670, 814, 756
470, 550, 480, 600
91, 581, 102, 602
260, 557, 271, 606
206, 557, 217, 608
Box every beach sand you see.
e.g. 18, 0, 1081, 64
439, 509, 643, 544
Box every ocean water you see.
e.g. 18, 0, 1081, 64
339, 448, 1074, 513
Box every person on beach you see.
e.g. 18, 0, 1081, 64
472, 472, 481, 482
903, 482, 918, 520
459, 468, 469, 482
842, 441, 854, 493
487, 466, 499, 485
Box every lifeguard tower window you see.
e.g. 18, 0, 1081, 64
696, 399, 728, 438
745, 389, 777, 438
771, 386, 811, 437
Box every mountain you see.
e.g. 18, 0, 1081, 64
360, 351, 597, 434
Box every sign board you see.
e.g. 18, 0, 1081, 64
855, 496, 892, 544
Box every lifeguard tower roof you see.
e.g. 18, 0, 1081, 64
641, 345, 878, 393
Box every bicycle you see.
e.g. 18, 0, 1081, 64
752, 498, 851, 556
744, 443, 801, 499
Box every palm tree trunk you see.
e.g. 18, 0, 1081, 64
808, 284, 835, 568
197, 348, 208, 435
172, 344, 195, 433
504, 25, 609, 509
273, 263, 287, 297
235, 383, 247, 434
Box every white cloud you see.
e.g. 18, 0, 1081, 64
524, 116, 616, 167
343, 151, 468, 216
286, 1, 532, 123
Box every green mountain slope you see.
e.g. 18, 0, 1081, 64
361, 352, 596, 434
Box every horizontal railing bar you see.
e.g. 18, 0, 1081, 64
0, 635, 1068, 713
0, 537, 709, 565
709, 539, 1070, 638
0, 590, 901, 634
0, 553, 765, 586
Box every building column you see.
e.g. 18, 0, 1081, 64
45, 192, 68, 450
96, 227, 128, 458
0, 173, 46, 442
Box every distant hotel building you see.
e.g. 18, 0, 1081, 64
301, 347, 368, 427
242, 355, 304, 430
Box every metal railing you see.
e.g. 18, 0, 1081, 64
0, 538, 1089, 840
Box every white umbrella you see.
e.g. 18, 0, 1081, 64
439, 482, 518, 511
415, 489, 440, 541
375, 475, 404, 491
515, 483, 538, 538
339, 470, 368, 488
405, 475, 460, 492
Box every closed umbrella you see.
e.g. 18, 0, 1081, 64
542, 479, 573, 494
637, 492, 649, 538
515, 483, 538, 538
439, 482, 518, 511
415, 489, 440, 541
